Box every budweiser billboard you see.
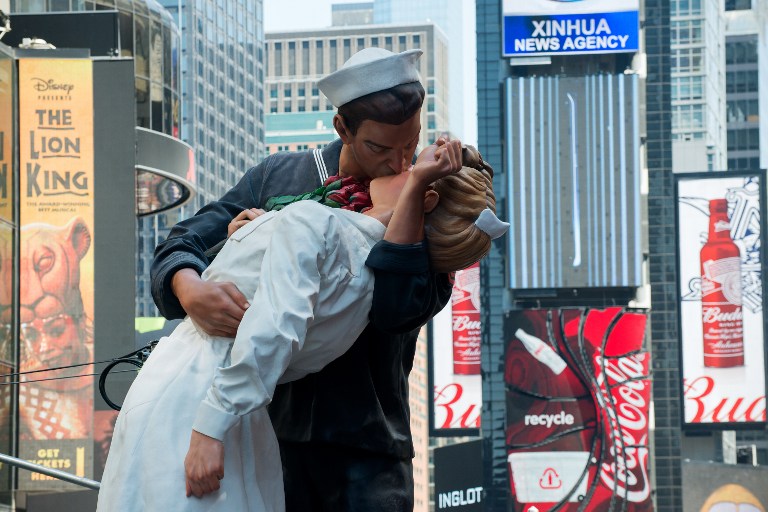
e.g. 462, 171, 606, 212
431, 263, 482, 434
676, 172, 767, 429
505, 308, 652, 511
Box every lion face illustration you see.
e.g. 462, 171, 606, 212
18, 217, 92, 390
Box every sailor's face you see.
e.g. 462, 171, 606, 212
348, 112, 421, 180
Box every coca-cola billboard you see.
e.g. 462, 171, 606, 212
676, 173, 767, 429
431, 263, 482, 434
504, 308, 652, 511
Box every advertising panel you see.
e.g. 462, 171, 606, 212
0, 48, 16, 493
505, 74, 642, 291
505, 308, 651, 511
503, 0, 639, 57
0, 55, 12, 224
682, 460, 768, 512
434, 440, 483, 511
431, 264, 482, 434
15, 58, 95, 488
676, 173, 767, 429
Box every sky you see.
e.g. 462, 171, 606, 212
262, 0, 479, 145
264, 0, 363, 32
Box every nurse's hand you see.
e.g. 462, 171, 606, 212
185, 430, 225, 498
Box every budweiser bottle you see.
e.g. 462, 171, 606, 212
451, 262, 481, 375
700, 199, 744, 368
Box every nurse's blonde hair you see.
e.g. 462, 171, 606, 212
425, 145, 498, 273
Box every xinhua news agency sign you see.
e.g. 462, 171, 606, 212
502, 0, 639, 57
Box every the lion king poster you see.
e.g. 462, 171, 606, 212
10, 58, 95, 489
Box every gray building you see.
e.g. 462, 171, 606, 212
475, 0, 653, 509
372, 0, 473, 141
670, 0, 727, 172
265, 23, 449, 152
152, 0, 265, 316
724, 1, 766, 173
8, 0, 190, 317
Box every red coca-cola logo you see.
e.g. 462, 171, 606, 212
594, 353, 651, 503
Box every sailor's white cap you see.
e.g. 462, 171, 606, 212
317, 48, 423, 107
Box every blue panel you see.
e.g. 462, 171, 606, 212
503, 11, 639, 56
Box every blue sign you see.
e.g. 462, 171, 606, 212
503, 11, 639, 56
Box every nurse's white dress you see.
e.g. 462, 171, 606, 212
97, 202, 385, 512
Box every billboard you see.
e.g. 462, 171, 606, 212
502, 0, 639, 57
431, 264, 482, 434
15, 58, 95, 488
0, 45, 16, 494
505, 74, 642, 291
682, 461, 768, 512
434, 440, 483, 511
676, 172, 767, 429
505, 308, 651, 511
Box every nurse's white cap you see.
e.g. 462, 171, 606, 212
317, 48, 423, 108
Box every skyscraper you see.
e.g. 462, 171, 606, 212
724, 1, 765, 173
9, 0, 265, 317
671, 0, 727, 172
151, 0, 265, 316
373, 0, 474, 142
265, 23, 449, 151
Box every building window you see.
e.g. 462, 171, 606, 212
726, 39, 758, 65
727, 128, 759, 151
673, 0, 702, 16
274, 42, 283, 76
727, 99, 759, 123
315, 40, 324, 74
673, 104, 705, 131
343, 39, 351, 61
672, 19, 703, 45
288, 41, 296, 75
725, 0, 751, 10
726, 69, 758, 93
672, 76, 703, 101
302, 41, 310, 74
674, 47, 703, 73
330, 40, 338, 72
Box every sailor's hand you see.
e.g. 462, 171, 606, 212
227, 208, 265, 237
172, 269, 249, 337
185, 430, 225, 498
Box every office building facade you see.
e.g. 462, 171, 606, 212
264, 23, 449, 153
671, 0, 727, 172
372, 0, 473, 141
9, 0, 192, 316
151, 0, 265, 316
